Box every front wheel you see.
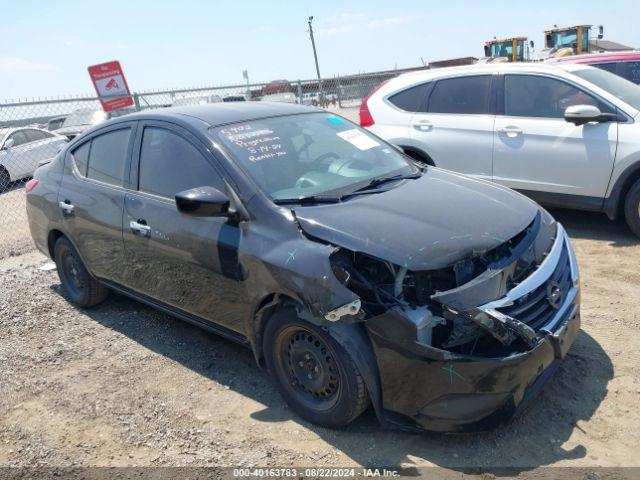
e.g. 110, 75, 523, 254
624, 178, 640, 238
263, 308, 370, 428
54, 236, 109, 308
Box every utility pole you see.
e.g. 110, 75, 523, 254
307, 16, 324, 106
242, 70, 249, 98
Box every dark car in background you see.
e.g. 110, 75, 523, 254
546, 51, 640, 84
25, 103, 580, 433
56, 107, 136, 140
46, 115, 68, 132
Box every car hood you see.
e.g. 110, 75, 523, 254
293, 168, 539, 270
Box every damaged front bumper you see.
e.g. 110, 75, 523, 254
365, 225, 580, 433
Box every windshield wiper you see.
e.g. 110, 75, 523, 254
351, 172, 422, 194
273, 195, 342, 205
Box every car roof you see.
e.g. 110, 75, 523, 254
124, 102, 322, 128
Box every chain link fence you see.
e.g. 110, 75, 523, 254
0, 70, 408, 257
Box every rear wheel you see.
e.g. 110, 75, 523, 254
263, 308, 369, 428
624, 178, 640, 238
54, 236, 109, 307
0, 167, 10, 192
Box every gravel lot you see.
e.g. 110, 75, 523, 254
1, 207, 639, 473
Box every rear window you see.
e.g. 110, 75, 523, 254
388, 83, 430, 112
615, 61, 640, 85
428, 75, 492, 114
86, 128, 131, 186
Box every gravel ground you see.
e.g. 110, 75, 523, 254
0, 208, 639, 474
0, 184, 33, 260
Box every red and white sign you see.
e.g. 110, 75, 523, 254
87, 60, 133, 112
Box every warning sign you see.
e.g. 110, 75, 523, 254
87, 60, 133, 113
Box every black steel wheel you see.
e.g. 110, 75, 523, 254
54, 236, 109, 308
264, 308, 369, 428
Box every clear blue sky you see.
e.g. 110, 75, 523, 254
1, 0, 638, 101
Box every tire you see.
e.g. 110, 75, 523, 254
53, 236, 109, 308
263, 308, 369, 428
624, 178, 640, 238
0, 167, 10, 193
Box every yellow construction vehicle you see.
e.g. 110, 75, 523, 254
483, 37, 532, 62
544, 24, 604, 57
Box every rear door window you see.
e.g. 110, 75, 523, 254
428, 75, 492, 114
138, 127, 224, 199
504, 74, 614, 118
388, 83, 431, 112
86, 128, 131, 186
71, 142, 90, 176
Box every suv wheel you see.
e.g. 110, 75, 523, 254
624, 178, 640, 238
263, 308, 369, 428
54, 236, 109, 307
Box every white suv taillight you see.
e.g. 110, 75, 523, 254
359, 80, 389, 127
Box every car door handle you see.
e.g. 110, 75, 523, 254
413, 120, 433, 131
496, 126, 523, 137
59, 201, 74, 216
130, 220, 151, 237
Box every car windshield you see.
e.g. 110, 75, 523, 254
62, 110, 107, 127
212, 113, 417, 202
573, 67, 640, 111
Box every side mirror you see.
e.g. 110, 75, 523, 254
2, 138, 15, 150
564, 105, 620, 126
175, 186, 231, 217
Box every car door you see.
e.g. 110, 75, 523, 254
493, 74, 618, 201
409, 74, 495, 181
57, 123, 136, 283
1, 130, 31, 180
121, 121, 247, 334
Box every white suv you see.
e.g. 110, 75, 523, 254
362, 63, 640, 237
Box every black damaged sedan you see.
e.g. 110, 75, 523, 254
26, 103, 580, 433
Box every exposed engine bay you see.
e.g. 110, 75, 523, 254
328, 210, 559, 357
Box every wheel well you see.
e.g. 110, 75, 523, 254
47, 229, 64, 259
399, 146, 434, 166
251, 293, 301, 367
617, 169, 640, 218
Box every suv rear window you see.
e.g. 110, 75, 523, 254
428, 75, 492, 114
86, 128, 131, 186
388, 83, 430, 112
